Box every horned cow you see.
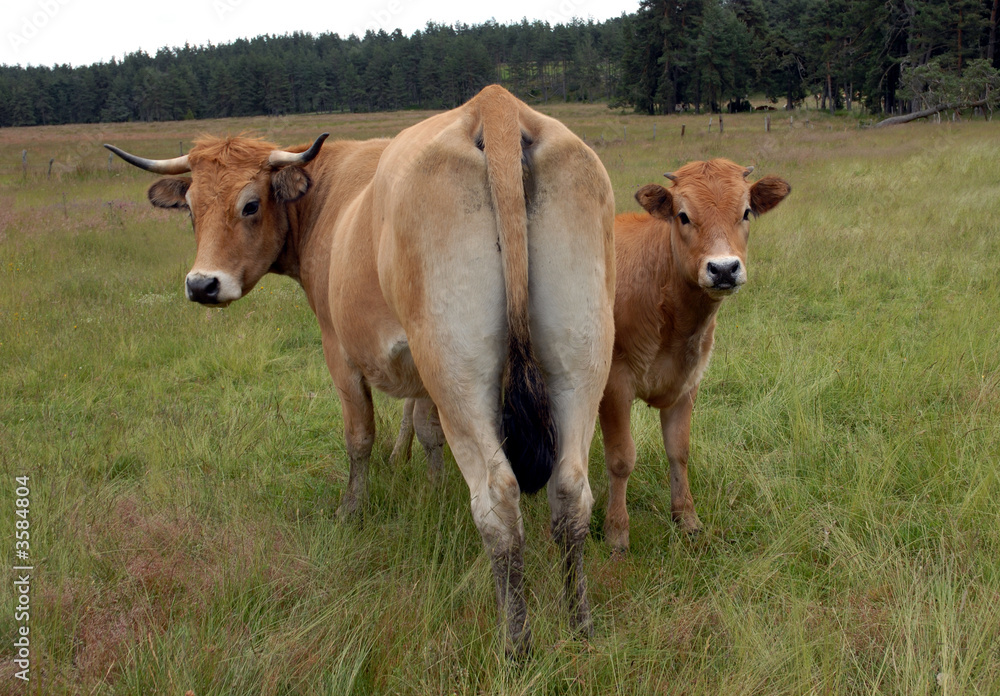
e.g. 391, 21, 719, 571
600, 159, 790, 548
107, 85, 616, 654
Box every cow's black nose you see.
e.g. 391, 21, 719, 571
186, 276, 220, 304
706, 259, 741, 286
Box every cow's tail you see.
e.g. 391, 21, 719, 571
477, 85, 556, 495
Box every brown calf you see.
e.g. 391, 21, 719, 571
600, 159, 790, 549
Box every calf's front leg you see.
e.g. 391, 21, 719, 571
599, 385, 636, 551
660, 387, 702, 535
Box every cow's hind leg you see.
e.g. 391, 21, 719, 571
412, 398, 446, 478
437, 412, 530, 656
661, 388, 702, 535
523, 148, 615, 631
547, 414, 596, 635
402, 299, 530, 653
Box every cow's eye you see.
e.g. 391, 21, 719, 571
743, 208, 751, 221
678, 212, 690, 225
241, 200, 260, 217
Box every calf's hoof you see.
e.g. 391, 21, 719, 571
604, 516, 630, 552
673, 510, 703, 537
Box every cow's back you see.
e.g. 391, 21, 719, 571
370, 88, 615, 415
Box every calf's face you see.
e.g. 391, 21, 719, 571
636, 159, 790, 299
105, 135, 327, 306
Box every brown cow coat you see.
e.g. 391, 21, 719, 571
109, 86, 616, 655
600, 159, 790, 549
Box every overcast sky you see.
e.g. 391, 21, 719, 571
2, 0, 637, 68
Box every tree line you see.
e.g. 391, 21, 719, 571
0, 0, 998, 128
620, 0, 1000, 115
0, 20, 622, 126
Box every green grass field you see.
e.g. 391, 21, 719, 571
1, 104, 998, 695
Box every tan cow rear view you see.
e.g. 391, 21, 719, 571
106, 85, 616, 656
601, 159, 790, 549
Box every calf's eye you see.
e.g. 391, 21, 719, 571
743, 208, 751, 221
678, 212, 690, 225
242, 201, 260, 217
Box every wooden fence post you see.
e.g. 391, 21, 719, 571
681, 124, 686, 138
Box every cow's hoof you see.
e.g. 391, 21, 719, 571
504, 630, 532, 661
571, 602, 594, 638
335, 495, 364, 521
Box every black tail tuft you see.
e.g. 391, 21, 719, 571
500, 334, 557, 495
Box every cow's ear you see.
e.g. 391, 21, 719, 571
750, 176, 791, 216
635, 184, 674, 220
271, 166, 311, 203
148, 178, 190, 210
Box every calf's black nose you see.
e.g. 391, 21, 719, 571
706, 259, 741, 287
186, 276, 221, 304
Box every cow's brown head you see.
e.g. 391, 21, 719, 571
106, 134, 328, 306
635, 159, 790, 299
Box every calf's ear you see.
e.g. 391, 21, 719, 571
635, 184, 674, 220
750, 176, 791, 216
271, 166, 311, 202
148, 178, 190, 209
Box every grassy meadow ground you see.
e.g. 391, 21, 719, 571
0, 103, 998, 695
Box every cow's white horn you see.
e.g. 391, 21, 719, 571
104, 145, 191, 175
268, 133, 330, 167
